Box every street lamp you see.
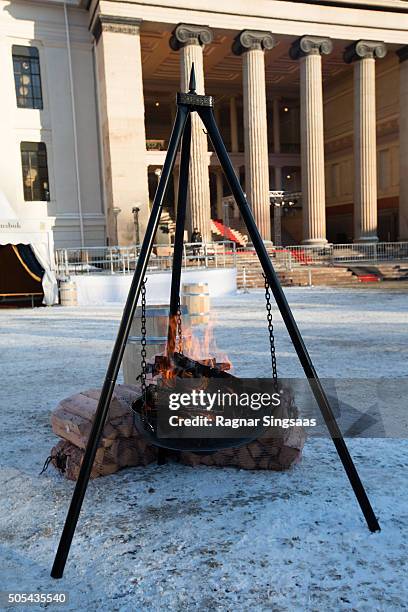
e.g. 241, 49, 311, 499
269, 191, 301, 246
132, 205, 140, 246
154, 167, 162, 185
112, 206, 121, 245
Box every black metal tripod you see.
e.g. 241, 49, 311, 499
51, 67, 380, 579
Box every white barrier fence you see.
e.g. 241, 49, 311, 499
55, 241, 237, 276
272, 242, 408, 269
55, 240, 408, 277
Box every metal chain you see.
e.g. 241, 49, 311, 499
140, 278, 147, 397
176, 298, 183, 354
263, 274, 278, 386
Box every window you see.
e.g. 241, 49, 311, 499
21, 142, 50, 201
12, 45, 43, 109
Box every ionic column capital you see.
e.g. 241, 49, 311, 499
397, 46, 408, 63
232, 30, 275, 55
169, 23, 213, 50
290, 36, 333, 60
91, 14, 142, 41
344, 40, 387, 63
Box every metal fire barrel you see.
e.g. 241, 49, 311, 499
181, 282, 210, 325
122, 304, 189, 385
59, 280, 78, 306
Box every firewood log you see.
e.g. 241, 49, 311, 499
51, 385, 142, 449
51, 407, 102, 450
50, 436, 156, 481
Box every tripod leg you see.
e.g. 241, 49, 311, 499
167, 115, 191, 357
198, 106, 380, 533
160, 117, 191, 465
50, 105, 190, 579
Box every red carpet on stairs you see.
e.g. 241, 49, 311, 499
288, 248, 313, 264
347, 266, 381, 283
357, 274, 380, 283
212, 220, 245, 245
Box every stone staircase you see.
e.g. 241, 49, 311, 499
236, 258, 360, 289
345, 263, 408, 282
277, 267, 359, 287
163, 216, 249, 246
371, 263, 408, 281
211, 219, 248, 247
159, 209, 176, 235
235, 254, 408, 289
226, 216, 299, 247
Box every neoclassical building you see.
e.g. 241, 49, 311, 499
1, 0, 408, 249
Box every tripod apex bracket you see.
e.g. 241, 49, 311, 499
176, 91, 214, 108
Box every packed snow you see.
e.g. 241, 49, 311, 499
0, 286, 407, 611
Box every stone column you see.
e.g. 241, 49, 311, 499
397, 46, 408, 240
273, 98, 282, 190
229, 96, 241, 219
91, 15, 149, 245
345, 40, 387, 242
274, 168, 282, 191
273, 98, 280, 154
233, 30, 275, 240
230, 96, 239, 153
170, 24, 213, 241
215, 170, 224, 220
290, 36, 332, 245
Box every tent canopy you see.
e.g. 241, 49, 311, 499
0, 190, 18, 220
0, 191, 58, 305
0, 244, 44, 306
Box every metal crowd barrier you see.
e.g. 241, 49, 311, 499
55, 240, 408, 277
279, 242, 408, 269
55, 241, 237, 276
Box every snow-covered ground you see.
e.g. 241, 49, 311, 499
0, 286, 407, 611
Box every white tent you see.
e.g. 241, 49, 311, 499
0, 191, 18, 220
0, 191, 58, 305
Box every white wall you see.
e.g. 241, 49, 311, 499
0, 0, 105, 248
73, 268, 237, 306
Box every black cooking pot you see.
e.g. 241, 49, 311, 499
132, 382, 265, 453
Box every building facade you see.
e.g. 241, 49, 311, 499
1, 0, 408, 248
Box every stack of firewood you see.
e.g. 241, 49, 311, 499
50, 385, 157, 480
180, 426, 305, 471
49, 383, 306, 480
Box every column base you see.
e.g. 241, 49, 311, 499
301, 238, 328, 246
353, 236, 379, 243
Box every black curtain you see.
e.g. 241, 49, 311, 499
0, 244, 44, 305
16, 244, 45, 279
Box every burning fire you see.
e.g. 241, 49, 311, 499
182, 315, 232, 370
152, 312, 232, 383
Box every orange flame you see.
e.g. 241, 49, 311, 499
182, 315, 232, 371
159, 311, 232, 378
145, 310, 232, 387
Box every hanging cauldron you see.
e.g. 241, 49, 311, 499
132, 352, 266, 453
